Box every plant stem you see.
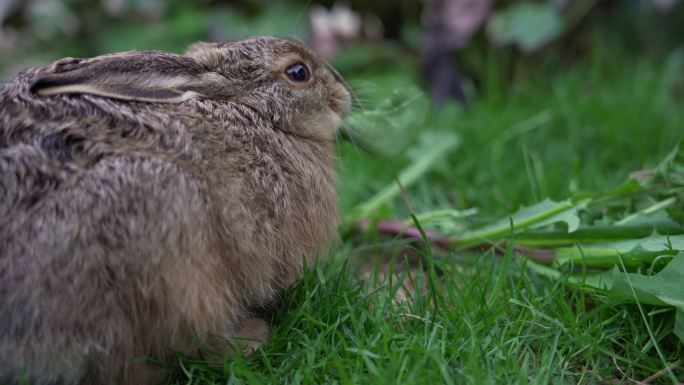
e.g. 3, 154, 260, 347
448, 200, 578, 248
615, 196, 678, 225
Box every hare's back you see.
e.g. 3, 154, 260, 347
0, 89, 210, 288
0, 148, 213, 383
0, 73, 199, 218
0, 77, 214, 371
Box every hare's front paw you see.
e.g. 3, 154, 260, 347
232, 317, 270, 356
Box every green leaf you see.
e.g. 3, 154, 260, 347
515, 217, 683, 248
555, 233, 684, 266
577, 253, 684, 310
532, 254, 684, 344
452, 199, 580, 248
487, 2, 564, 53
343, 87, 430, 158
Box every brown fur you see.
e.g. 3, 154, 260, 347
0, 36, 351, 385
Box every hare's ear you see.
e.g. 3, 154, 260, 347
30, 52, 217, 103
185, 41, 228, 56
184, 42, 235, 68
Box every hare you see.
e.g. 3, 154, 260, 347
0, 36, 352, 385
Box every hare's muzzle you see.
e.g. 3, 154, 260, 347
329, 81, 352, 117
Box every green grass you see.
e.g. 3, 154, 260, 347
162, 45, 684, 384
167, 253, 683, 384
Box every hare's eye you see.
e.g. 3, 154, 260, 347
285, 63, 310, 83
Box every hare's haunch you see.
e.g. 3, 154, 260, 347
0, 36, 351, 385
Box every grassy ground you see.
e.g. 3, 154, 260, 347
161, 43, 684, 384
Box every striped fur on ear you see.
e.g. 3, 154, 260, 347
30, 52, 212, 103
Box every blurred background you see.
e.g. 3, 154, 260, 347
2, 0, 684, 219
2, 1, 683, 94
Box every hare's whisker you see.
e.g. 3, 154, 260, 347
294, 0, 313, 32
330, 97, 369, 112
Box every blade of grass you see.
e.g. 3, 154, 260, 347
616, 256, 678, 383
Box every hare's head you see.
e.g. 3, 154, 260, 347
186, 37, 353, 140
30, 36, 353, 141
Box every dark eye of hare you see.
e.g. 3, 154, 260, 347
285, 62, 310, 83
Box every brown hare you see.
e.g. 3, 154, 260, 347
0, 36, 352, 385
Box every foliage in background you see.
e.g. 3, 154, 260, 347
2, 0, 684, 78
